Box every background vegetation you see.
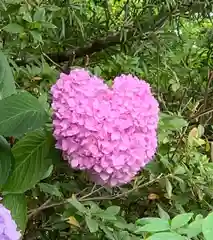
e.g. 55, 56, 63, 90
1, 0, 213, 239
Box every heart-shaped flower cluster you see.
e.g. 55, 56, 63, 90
51, 68, 159, 186
0, 203, 21, 240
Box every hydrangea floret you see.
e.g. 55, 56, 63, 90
0, 203, 21, 240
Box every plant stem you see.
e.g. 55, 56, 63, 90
28, 174, 164, 219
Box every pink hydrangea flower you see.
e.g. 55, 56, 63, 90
51, 68, 159, 186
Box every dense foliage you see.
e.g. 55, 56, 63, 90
1, 0, 213, 239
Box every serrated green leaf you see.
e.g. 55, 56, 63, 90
0, 136, 14, 188
148, 232, 185, 240
0, 92, 48, 137
0, 51, 16, 99
3, 193, 27, 233
38, 183, 62, 197
3, 23, 24, 33
85, 216, 99, 233
171, 213, 194, 230
202, 212, 213, 240
3, 129, 53, 193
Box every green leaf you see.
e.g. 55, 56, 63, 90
118, 230, 132, 240
173, 166, 185, 175
0, 92, 48, 137
3, 129, 53, 193
85, 216, 99, 233
3, 193, 27, 233
113, 220, 130, 230
30, 30, 43, 43
68, 195, 87, 213
41, 164, 53, 180
47, 5, 61, 11
157, 204, 170, 220
171, 82, 180, 92
0, 136, 14, 188
148, 232, 185, 240
3, 23, 24, 33
42, 22, 57, 29
202, 212, 213, 240
136, 217, 166, 226
182, 217, 203, 238
100, 225, 115, 240
38, 183, 62, 197
33, 8, 45, 22
171, 213, 194, 230
95, 211, 117, 221
135, 220, 170, 233
23, 13, 32, 22
105, 206, 120, 215
159, 113, 188, 131
0, 51, 16, 99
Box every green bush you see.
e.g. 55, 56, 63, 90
1, 0, 213, 239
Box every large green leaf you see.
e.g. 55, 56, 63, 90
105, 206, 120, 216
0, 51, 16, 99
3, 129, 53, 193
171, 213, 194, 230
148, 232, 185, 240
202, 212, 213, 240
135, 220, 170, 233
182, 217, 203, 238
0, 92, 48, 137
3, 23, 24, 33
3, 193, 27, 234
0, 136, 14, 188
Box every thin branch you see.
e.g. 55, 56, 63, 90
80, 174, 164, 202
47, 31, 134, 63
28, 198, 52, 219
190, 107, 213, 120
28, 174, 164, 219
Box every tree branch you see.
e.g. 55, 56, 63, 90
28, 174, 165, 219
47, 31, 133, 63
47, 6, 174, 64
